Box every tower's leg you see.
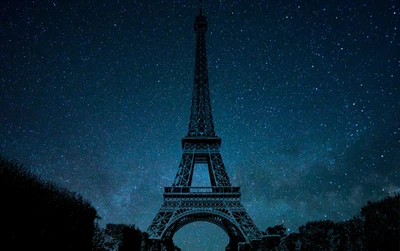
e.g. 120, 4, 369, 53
209, 152, 231, 186
173, 153, 194, 186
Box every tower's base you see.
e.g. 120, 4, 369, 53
147, 187, 263, 247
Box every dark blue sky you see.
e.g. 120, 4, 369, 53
1, 0, 399, 250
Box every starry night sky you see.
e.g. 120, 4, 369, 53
1, 0, 399, 250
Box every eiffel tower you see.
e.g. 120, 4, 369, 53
147, 5, 263, 250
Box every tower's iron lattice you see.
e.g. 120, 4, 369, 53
147, 8, 263, 249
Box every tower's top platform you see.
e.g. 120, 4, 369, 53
194, 8, 207, 32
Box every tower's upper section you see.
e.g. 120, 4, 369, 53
194, 9, 207, 32
187, 8, 216, 138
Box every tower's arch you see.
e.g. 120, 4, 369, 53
161, 211, 248, 243
173, 221, 229, 251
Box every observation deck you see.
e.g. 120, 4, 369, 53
164, 186, 241, 199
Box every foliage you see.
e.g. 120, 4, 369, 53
264, 224, 288, 250
0, 154, 181, 251
0, 154, 98, 251
92, 220, 108, 251
299, 220, 336, 251
329, 217, 365, 251
361, 193, 400, 251
92, 223, 180, 251
265, 193, 399, 251
279, 233, 301, 251
102, 224, 143, 251
266, 224, 288, 237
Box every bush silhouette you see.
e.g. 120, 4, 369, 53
265, 193, 399, 251
93, 223, 180, 251
361, 193, 400, 251
0, 154, 98, 251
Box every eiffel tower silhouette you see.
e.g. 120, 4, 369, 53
147, 5, 263, 250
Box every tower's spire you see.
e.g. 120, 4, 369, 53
188, 0, 214, 137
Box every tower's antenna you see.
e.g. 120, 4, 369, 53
199, 0, 203, 15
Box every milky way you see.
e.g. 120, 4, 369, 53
1, 1, 399, 250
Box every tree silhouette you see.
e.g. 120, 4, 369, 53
299, 220, 336, 251
361, 193, 400, 251
0, 154, 98, 251
267, 193, 399, 251
266, 224, 288, 237
92, 219, 108, 251
265, 224, 287, 250
279, 232, 301, 251
96, 223, 180, 251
